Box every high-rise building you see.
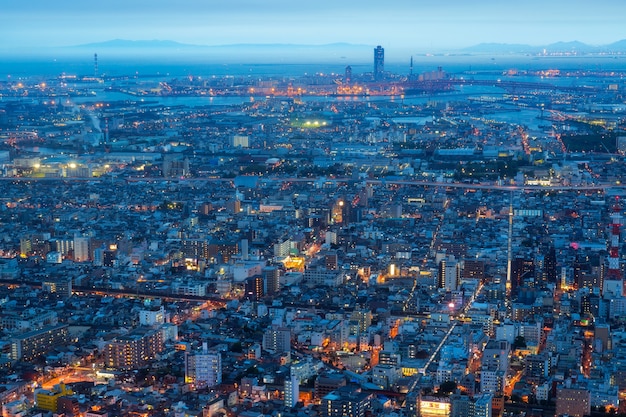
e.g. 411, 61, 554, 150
479, 369, 505, 394
54, 238, 74, 257
544, 245, 557, 283
208, 240, 239, 263
139, 305, 166, 326
57, 396, 80, 416
10, 324, 69, 361
42, 277, 72, 299
461, 259, 485, 280
472, 393, 493, 417
315, 373, 347, 400
511, 256, 535, 295
73, 236, 90, 262
182, 239, 209, 261
604, 199, 625, 297
438, 256, 460, 291
105, 328, 164, 370
240, 238, 249, 260
320, 387, 371, 417
284, 373, 299, 407
350, 309, 372, 334
325, 251, 338, 270
185, 342, 222, 389
245, 275, 264, 301
263, 266, 280, 296
524, 352, 550, 384
482, 340, 510, 371
262, 326, 291, 353
344, 66, 352, 84
374, 46, 384, 81
231, 134, 249, 148
19, 237, 32, 257
555, 387, 591, 417
162, 155, 190, 177
450, 392, 471, 417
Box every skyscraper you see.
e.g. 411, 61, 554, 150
374, 45, 384, 81
344, 66, 352, 84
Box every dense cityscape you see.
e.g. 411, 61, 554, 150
1, 43, 626, 417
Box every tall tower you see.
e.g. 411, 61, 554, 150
94, 53, 98, 78
374, 45, 384, 81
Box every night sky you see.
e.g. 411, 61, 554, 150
2, 0, 625, 51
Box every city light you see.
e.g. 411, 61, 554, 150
1, 40, 625, 417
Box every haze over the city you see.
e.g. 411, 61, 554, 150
2, 0, 626, 55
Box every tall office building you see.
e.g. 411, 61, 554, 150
374, 46, 384, 81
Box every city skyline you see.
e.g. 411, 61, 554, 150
3, 9, 626, 414
2, 0, 626, 54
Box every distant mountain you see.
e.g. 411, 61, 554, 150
607, 39, 626, 50
8, 38, 625, 63
76, 39, 201, 48
75, 40, 371, 51
73, 38, 626, 56
545, 41, 599, 53
461, 39, 626, 55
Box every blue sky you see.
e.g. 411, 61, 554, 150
2, 0, 625, 51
